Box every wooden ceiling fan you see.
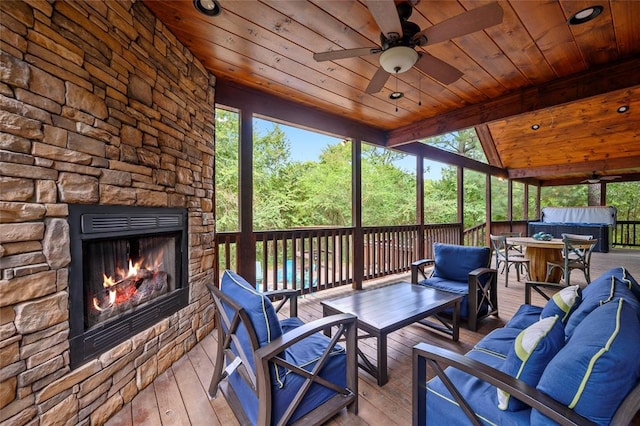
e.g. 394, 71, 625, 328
313, 1, 503, 94
581, 171, 622, 184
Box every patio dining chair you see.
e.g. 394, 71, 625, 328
490, 234, 530, 288
499, 231, 524, 255
545, 235, 598, 286
207, 270, 358, 425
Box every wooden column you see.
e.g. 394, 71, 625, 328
457, 167, 464, 244
352, 139, 363, 290
238, 111, 256, 283
485, 173, 492, 246
416, 155, 425, 259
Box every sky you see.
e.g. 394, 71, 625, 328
254, 118, 445, 178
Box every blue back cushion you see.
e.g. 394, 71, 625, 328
565, 273, 640, 338
432, 243, 491, 282
497, 315, 564, 411
611, 266, 640, 300
220, 270, 283, 370
533, 298, 640, 424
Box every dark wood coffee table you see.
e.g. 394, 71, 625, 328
321, 282, 462, 386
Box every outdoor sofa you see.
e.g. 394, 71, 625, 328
413, 267, 640, 425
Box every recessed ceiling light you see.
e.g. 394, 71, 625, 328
531, 124, 540, 130
193, 0, 221, 16
617, 105, 629, 113
568, 6, 603, 25
389, 92, 404, 100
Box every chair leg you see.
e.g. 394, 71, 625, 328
504, 263, 509, 288
545, 263, 562, 283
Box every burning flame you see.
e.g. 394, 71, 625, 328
92, 252, 163, 312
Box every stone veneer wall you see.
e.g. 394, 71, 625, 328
0, 1, 217, 424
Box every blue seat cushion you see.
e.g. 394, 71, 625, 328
228, 303, 347, 424
533, 298, 640, 424
432, 243, 491, 282
418, 277, 474, 319
426, 349, 531, 425
540, 285, 581, 323
274, 325, 346, 424
504, 304, 543, 330
497, 316, 564, 411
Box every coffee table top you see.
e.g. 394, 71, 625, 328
321, 282, 462, 333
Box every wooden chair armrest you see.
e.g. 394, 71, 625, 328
524, 281, 565, 305
263, 289, 299, 317
468, 267, 496, 279
411, 259, 435, 283
412, 343, 596, 426
256, 313, 357, 360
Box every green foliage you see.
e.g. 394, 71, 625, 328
607, 182, 640, 221
214, 109, 240, 232
540, 185, 589, 209
214, 111, 639, 232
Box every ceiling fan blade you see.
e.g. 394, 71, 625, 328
602, 175, 622, 180
413, 53, 463, 85
413, 2, 504, 46
313, 47, 381, 62
365, 67, 390, 94
365, 0, 402, 40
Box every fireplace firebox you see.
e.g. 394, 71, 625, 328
68, 205, 188, 369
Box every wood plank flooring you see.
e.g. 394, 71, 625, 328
106, 248, 640, 426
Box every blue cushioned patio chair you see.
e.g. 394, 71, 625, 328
411, 243, 498, 331
207, 270, 358, 425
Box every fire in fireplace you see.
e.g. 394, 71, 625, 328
68, 205, 188, 368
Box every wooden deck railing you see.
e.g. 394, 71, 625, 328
215, 218, 633, 294
613, 220, 640, 247
215, 223, 464, 293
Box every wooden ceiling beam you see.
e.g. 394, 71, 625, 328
386, 57, 640, 147
216, 80, 386, 145
474, 124, 503, 168
507, 155, 640, 180
541, 173, 640, 187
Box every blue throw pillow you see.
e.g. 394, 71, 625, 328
533, 298, 640, 424
497, 315, 565, 411
564, 274, 615, 338
540, 285, 581, 323
432, 243, 491, 282
611, 266, 640, 300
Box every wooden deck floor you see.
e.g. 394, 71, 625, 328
106, 248, 640, 426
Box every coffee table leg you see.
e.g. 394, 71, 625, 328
377, 333, 388, 386
452, 299, 460, 342
322, 306, 331, 337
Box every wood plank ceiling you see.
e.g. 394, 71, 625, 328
143, 0, 640, 186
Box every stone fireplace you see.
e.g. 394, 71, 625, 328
67, 205, 189, 369
1, 1, 217, 424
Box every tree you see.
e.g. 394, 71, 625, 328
214, 109, 240, 232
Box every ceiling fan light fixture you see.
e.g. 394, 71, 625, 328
193, 0, 221, 16
617, 105, 629, 113
389, 92, 404, 100
379, 46, 418, 74
568, 6, 603, 25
